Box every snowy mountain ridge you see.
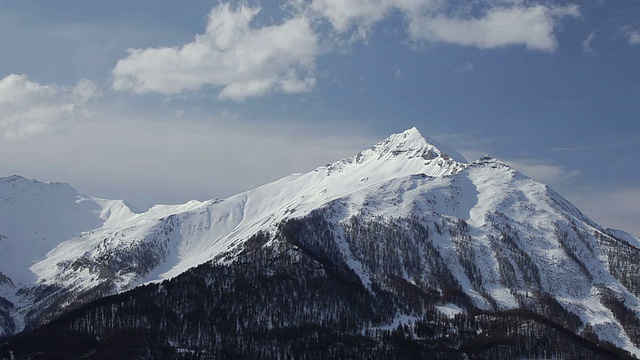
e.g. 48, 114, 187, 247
2, 128, 640, 358
27, 127, 470, 295
0, 175, 138, 287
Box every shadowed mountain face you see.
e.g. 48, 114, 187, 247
1, 128, 640, 359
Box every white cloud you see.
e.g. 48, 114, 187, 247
72, 79, 101, 104
112, 4, 319, 100
0, 74, 98, 140
581, 32, 597, 55
310, 0, 431, 35
628, 30, 640, 45
408, 5, 579, 51
110, 2, 580, 100
453, 61, 474, 73
311, 0, 384, 32
506, 158, 581, 185
311, 1, 578, 51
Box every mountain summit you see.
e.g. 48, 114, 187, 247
2, 128, 640, 359
369, 127, 467, 163
345, 127, 467, 177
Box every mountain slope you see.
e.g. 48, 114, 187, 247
0, 175, 138, 335
1, 128, 640, 358
16, 128, 469, 328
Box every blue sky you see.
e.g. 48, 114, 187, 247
1, 0, 639, 236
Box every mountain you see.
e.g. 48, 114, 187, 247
1, 128, 640, 359
0, 175, 139, 336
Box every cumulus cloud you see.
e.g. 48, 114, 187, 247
112, 3, 319, 100
0, 74, 99, 140
628, 30, 640, 45
311, 0, 579, 51
110, 2, 581, 100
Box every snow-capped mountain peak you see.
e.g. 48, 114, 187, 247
368, 127, 436, 158
364, 127, 467, 165
320, 127, 468, 179
367, 127, 467, 164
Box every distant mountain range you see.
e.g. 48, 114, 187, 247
1, 128, 639, 359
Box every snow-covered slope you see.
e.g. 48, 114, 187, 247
0, 175, 138, 334
2, 128, 640, 356
31, 127, 468, 288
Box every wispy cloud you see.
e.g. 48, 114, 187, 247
628, 30, 640, 44
112, 3, 319, 100
549, 137, 640, 152
310, 1, 579, 52
309, 0, 435, 36
581, 32, 597, 55
408, 5, 580, 52
453, 61, 474, 73
505, 158, 581, 185
0, 74, 99, 140
567, 188, 640, 238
